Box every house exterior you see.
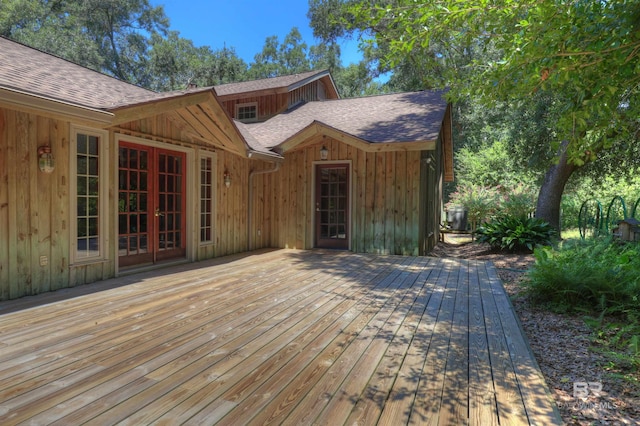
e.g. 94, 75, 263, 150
0, 37, 453, 301
214, 70, 339, 122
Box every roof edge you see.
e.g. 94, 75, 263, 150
0, 86, 114, 124
247, 149, 284, 162
277, 120, 437, 153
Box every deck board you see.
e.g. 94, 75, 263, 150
0, 249, 561, 425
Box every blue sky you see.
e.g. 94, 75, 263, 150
151, 0, 362, 66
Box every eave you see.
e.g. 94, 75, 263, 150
0, 87, 114, 125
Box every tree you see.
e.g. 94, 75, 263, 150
248, 27, 312, 79
328, 0, 640, 232
148, 31, 199, 91
1, 0, 169, 86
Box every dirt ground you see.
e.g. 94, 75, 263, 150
430, 235, 640, 426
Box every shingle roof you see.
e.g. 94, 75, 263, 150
233, 120, 278, 155
213, 70, 329, 97
246, 90, 449, 148
0, 37, 155, 110
0, 37, 447, 156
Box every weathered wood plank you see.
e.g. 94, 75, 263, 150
394, 151, 406, 255
0, 108, 9, 300
12, 111, 32, 298
50, 118, 69, 291
355, 147, 366, 253
384, 151, 395, 254
438, 259, 470, 426
364, 152, 375, 252
373, 153, 386, 253
346, 257, 443, 425
166, 254, 401, 425
468, 260, 499, 425
406, 257, 456, 425
245, 256, 418, 425
484, 262, 563, 425
477, 259, 529, 425
319, 257, 435, 424
0, 251, 561, 425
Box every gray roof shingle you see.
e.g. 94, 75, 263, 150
1, 37, 447, 155
0, 37, 155, 110
213, 70, 328, 97
246, 90, 449, 148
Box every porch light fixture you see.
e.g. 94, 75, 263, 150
223, 170, 231, 188
320, 145, 329, 161
37, 145, 55, 173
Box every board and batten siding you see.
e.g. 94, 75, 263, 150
266, 137, 432, 256
0, 105, 273, 301
0, 107, 116, 299
221, 94, 288, 122
113, 116, 272, 260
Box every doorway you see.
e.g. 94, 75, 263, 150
118, 142, 187, 267
315, 163, 350, 249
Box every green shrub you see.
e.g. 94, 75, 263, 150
445, 184, 501, 231
475, 216, 556, 252
526, 238, 640, 369
527, 238, 640, 312
500, 183, 537, 219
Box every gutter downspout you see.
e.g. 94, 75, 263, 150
248, 162, 281, 251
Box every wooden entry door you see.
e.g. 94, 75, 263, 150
315, 164, 350, 249
118, 143, 186, 268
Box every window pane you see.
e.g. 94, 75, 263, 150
76, 132, 101, 259
77, 134, 87, 154
88, 196, 98, 216
88, 136, 99, 155
89, 156, 98, 175
199, 155, 214, 243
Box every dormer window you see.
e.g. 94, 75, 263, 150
235, 102, 258, 122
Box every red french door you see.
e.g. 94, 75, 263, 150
118, 142, 186, 268
315, 164, 350, 249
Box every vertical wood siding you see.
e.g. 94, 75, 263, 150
221, 94, 288, 122
265, 138, 433, 255
0, 107, 78, 299
0, 107, 271, 301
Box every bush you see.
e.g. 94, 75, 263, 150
526, 238, 640, 368
475, 216, 556, 252
445, 184, 500, 231
500, 183, 537, 219
527, 238, 640, 313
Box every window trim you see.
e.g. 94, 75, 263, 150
198, 151, 216, 246
69, 126, 110, 264
235, 102, 258, 123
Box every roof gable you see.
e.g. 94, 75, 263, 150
213, 70, 338, 100
247, 90, 449, 150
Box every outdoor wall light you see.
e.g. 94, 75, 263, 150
320, 145, 329, 160
37, 145, 55, 173
223, 170, 231, 188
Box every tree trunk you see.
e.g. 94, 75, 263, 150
535, 140, 578, 235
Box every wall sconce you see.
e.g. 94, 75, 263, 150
37, 145, 55, 173
319, 145, 329, 161
223, 170, 231, 188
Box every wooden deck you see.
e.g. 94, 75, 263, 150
0, 249, 561, 425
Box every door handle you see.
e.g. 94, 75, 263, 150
155, 208, 164, 217
316, 202, 320, 212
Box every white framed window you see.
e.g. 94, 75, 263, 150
235, 102, 258, 122
70, 126, 109, 263
199, 152, 216, 244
